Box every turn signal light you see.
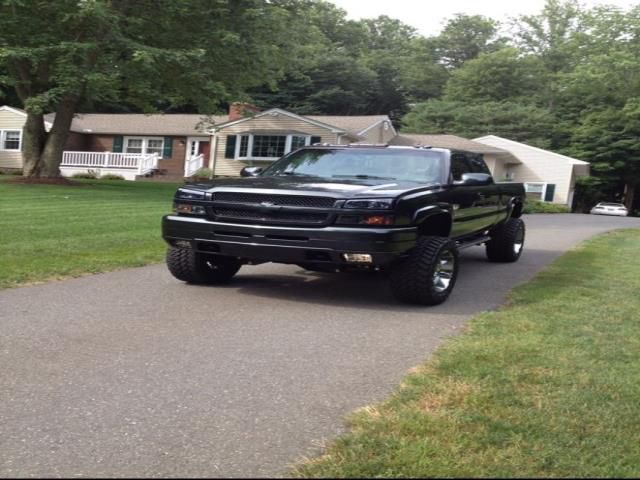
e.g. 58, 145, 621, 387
361, 215, 394, 226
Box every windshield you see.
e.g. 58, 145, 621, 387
262, 148, 447, 183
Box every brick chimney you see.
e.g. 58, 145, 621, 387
228, 102, 260, 121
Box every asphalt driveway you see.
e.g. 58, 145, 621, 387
1, 214, 639, 478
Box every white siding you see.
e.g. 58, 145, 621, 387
359, 120, 396, 144
473, 136, 590, 205
0, 109, 26, 169
210, 113, 340, 176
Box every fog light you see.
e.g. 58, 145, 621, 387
342, 253, 373, 264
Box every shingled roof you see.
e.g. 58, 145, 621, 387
44, 113, 228, 136
44, 112, 388, 138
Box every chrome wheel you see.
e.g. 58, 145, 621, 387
513, 224, 525, 255
433, 250, 456, 293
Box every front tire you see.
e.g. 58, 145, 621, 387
390, 236, 459, 306
166, 247, 241, 284
486, 218, 525, 263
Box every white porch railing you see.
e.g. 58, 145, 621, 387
61, 151, 159, 175
184, 153, 204, 177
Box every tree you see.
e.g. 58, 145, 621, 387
568, 99, 640, 210
402, 100, 556, 147
0, 0, 293, 178
443, 48, 546, 103
436, 14, 504, 68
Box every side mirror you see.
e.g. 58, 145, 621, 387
455, 173, 493, 186
240, 166, 263, 177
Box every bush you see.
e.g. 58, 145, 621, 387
189, 167, 212, 179
523, 199, 570, 214
100, 174, 125, 180
71, 170, 98, 179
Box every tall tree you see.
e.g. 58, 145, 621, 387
436, 14, 504, 68
0, 0, 293, 178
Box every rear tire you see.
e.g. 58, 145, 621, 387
166, 247, 241, 284
486, 218, 525, 263
390, 236, 459, 306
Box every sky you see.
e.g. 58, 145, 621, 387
328, 0, 637, 36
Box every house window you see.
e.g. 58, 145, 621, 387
1, 130, 21, 151
146, 139, 164, 156
230, 133, 318, 161
124, 137, 165, 157
291, 135, 307, 151
252, 135, 287, 158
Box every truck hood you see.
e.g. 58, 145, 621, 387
186, 176, 441, 198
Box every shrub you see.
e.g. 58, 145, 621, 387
100, 174, 125, 180
189, 167, 212, 179
71, 170, 98, 179
523, 199, 570, 214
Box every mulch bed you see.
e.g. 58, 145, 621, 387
5, 176, 82, 186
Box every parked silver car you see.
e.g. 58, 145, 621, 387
590, 202, 628, 216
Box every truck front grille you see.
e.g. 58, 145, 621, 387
212, 207, 328, 225
212, 192, 336, 209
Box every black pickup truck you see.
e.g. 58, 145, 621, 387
162, 145, 525, 305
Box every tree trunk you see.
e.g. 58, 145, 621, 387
22, 96, 79, 178
21, 113, 47, 177
623, 182, 636, 212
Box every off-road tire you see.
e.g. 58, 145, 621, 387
166, 247, 241, 284
486, 218, 526, 263
389, 236, 459, 306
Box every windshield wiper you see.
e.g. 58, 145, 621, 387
277, 171, 320, 177
332, 174, 396, 180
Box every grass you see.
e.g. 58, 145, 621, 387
0, 176, 180, 289
295, 229, 640, 478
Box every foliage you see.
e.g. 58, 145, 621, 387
402, 100, 556, 148
71, 171, 98, 179
190, 167, 213, 179
436, 14, 505, 68
0, 177, 180, 289
295, 229, 640, 477
100, 173, 125, 180
522, 199, 570, 214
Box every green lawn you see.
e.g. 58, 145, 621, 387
295, 229, 640, 478
0, 177, 180, 289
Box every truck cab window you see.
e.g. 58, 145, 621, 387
450, 153, 471, 181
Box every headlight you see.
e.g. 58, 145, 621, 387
175, 188, 205, 200
343, 198, 394, 209
173, 203, 206, 215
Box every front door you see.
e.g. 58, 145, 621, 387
198, 141, 210, 160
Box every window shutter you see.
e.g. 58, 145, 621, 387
544, 184, 556, 202
112, 135, 123, 153
163, 137, 173, 158
310, 136, 322, 145
225, 135, 237, 159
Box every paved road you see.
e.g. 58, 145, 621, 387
1, 214, 638, 478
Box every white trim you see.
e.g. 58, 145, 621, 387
212, 108, 346, 134
0, 105, 27, 116
357, 117, 397, 137
473, 135, 589, 165
0, 129, 22, 151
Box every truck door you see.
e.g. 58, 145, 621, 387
449, 153, 500, 237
